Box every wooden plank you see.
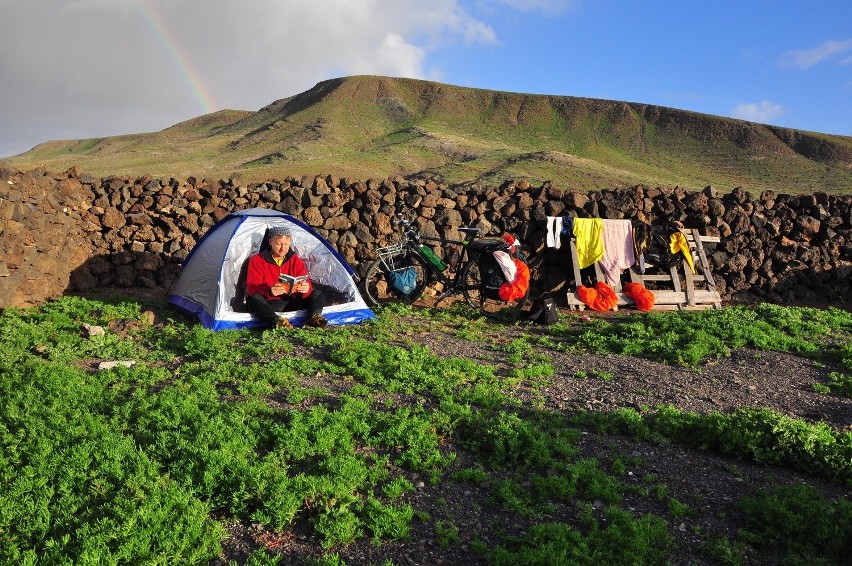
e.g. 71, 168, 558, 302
683, 260, 696, 305
686, 229, 722, 309
566, 289, 722, 310
569, 238, 583, 290
669, 265, 682, 293
629, 265, 644, 285
690, 228, 719, 293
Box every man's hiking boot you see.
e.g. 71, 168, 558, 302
275, 316, 293, 330
306, 314, 328, 328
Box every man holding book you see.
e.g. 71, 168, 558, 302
245, 226, 328, 329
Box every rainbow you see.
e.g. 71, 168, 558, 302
137, 0, 217, 114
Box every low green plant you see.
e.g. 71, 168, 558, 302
736, 482, 852, 564
668, 498, 690, 517
435, 519, 461, 549
382, 476, 414, 499
237, 548, 283, 565
554, 304, 852, 367
451, 466, 490, 483
812, 371, 852, 397
701, 537, 746, 566
3, 296, 850, 564
572, 405, 852, 485
590, 369, 614, 381
488, 508, 671, 565
363, 497, 414, 542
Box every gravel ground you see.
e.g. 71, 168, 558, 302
212, 306, 851, 566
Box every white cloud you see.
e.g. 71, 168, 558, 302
345, 33, 427, 77
780, 38, 852, 69
0, 0, 501, 157
730, 101, 784, 124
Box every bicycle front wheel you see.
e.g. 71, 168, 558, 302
361, 253, 429, 306
461, 256, 528, 319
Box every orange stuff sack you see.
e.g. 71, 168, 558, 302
623, 282, 655, 311
592, 282, 618, 311
498, 259, 530, 301
576, 285, 598, 310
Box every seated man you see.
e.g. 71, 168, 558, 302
245, 226, 327, 329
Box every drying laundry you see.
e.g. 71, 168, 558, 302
499, 258, 530, 301
493, 250, 518, 281
599, 219, 636, 285
669, 231, 696, 274
546, 216, 563, 249
560, 215, 574, 237
572, 218, 604, 269
623, 282, 655, 311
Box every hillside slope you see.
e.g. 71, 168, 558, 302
6, 75, 852, 194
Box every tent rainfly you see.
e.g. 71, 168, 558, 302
168, 208, 376, 330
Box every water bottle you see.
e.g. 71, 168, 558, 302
419, 245, 448, 271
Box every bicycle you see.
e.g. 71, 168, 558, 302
359, 213, 529, 318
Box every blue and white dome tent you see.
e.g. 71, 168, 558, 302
168, 208, 375, 330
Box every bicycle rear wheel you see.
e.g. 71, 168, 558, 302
460, 255, 528, 319
361, 252, 429, 306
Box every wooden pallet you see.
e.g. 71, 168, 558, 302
566, 228, 722, 311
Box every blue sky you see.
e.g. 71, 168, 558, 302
1, 0, 850, 159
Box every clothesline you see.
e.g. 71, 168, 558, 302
546, 215, 696, 286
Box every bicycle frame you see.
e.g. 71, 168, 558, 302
415, 234, 496, 305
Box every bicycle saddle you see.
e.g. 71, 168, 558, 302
458, 226, 481, 235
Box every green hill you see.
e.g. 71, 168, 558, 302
6, 75, 852, 194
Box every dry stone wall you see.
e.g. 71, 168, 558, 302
1, 165, 851, 309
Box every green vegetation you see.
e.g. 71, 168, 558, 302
1, 296, 850, 564
737, 482, 852, 565
545, 303, 852, 368
5, 76, 851, 194
813, 371, 852, 398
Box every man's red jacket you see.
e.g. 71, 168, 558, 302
245, 249, 313, 301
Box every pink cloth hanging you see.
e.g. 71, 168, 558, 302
599, 219, 636, 286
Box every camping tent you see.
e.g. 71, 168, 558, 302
168, 208, 375, 330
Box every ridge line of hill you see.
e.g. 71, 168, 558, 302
5, 75, 851, 195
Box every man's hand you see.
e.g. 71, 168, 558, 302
270, 283, 290, 296
294, 280, 310, 294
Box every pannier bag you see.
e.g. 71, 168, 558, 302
388, 267, 417, 296
525, 297, 558, 325
498, 257, 530, 301
477, 250, 507, 298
